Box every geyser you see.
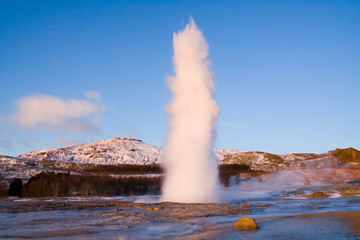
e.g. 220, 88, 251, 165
162, 18, 220, 203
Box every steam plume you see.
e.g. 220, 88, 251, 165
162, 18, 220, 203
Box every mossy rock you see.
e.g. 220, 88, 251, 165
222, 152, 258, 165
303, 192, 330, 199
223, 151, 284, 165
235, 217, 259, 230
256, 152, 284, 164
331, 148, 360, 163
291, 153, 319, 160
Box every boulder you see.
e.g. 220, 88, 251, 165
235, 217, 259, 230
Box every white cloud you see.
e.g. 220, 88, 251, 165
11, 93, 106, 135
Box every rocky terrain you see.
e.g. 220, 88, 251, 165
1, 194, 360, 238
18, 137, 162, 165
1, 138, 360, 238
14, 137, 360, 169
0, 137, 359, 193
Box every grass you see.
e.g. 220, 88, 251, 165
222, 152, 284, 165
290, 153, 319, 160
331, 147, 360, 163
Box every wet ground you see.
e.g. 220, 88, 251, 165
1, 171, 360, 239
0, 193, 360, 239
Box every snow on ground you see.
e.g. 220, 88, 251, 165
18, 138, 250, 166
18, 138, 162, 165
1, 137, 349, 183
0, 155, 69, 183
16, 137, 342, 171
214, 149, 249, 160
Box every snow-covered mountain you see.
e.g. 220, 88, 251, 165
16, 137, 360, 167
16, 137, 359, 171
18, 137, 162, 165
0, 138, 358, 186
17, 137, 247, 166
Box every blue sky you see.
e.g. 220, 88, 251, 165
0, 0, 359, 156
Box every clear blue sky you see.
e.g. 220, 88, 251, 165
0, 0, 359, 156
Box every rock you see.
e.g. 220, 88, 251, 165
239, 173, 252, 179
235, 217, 259, 230
313, 192, 324, 196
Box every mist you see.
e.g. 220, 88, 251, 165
161, 18, 220, 203
221, 168, 360, 201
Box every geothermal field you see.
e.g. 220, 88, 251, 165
1, 13, 359, 240
1, 147, 360, 239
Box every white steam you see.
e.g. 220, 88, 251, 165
162, 18, 220, 203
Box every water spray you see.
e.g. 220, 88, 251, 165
162, 18, 220, 203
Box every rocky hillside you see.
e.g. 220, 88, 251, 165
330, 147, 360, 163
221, 148, 360, 171
17, 137, 247, 165
18, 138, 162, 165
14, 138, 360, 170
1, 137, 359, 186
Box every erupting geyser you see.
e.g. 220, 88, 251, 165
162, 18, 220, 203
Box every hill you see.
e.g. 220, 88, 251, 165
1, 138, 359, 193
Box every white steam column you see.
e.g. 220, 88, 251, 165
162, 18, 220, 203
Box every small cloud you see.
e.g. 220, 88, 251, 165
55, 138, 87, 148
10, 93, 106, 135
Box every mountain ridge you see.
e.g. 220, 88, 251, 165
14, 137, 360, 169
1, 137, 359, 191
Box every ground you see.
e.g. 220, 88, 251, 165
0, 193, 359, 239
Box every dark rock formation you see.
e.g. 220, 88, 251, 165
8, 178, 23, 196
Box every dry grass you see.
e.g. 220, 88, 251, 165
331, 147, 360, 163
